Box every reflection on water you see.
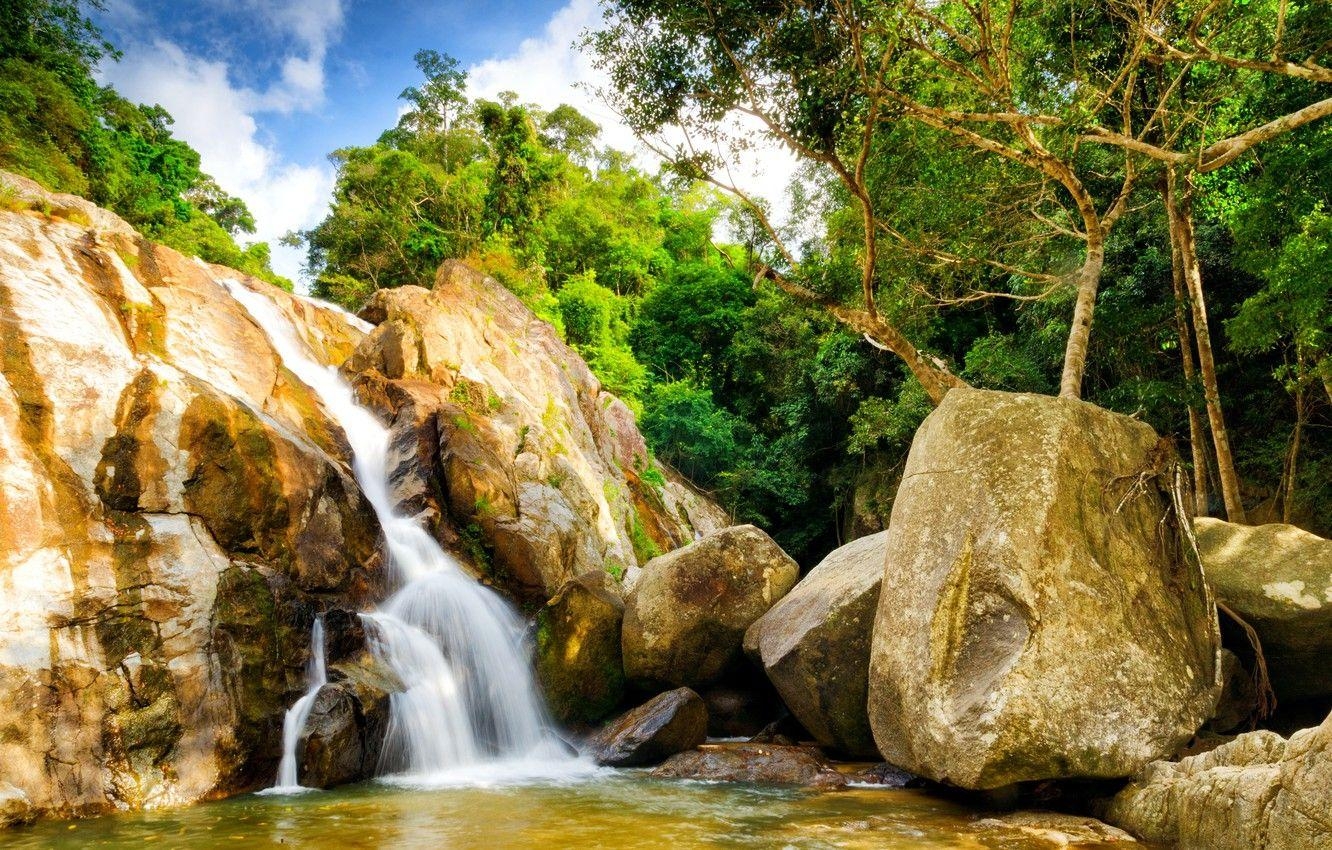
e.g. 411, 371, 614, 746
6, 774, 1144, 849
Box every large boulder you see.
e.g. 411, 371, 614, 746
744, 531, 887, 758
868, 389, 1221, 789
534, 571, 626, 725
650, 743, 847, 789
584, 687, 708, 767
1195, 517, 1332, 702
1107, 711, 1332, 848
344, 261, 730, 599
622, 525, 799, 689
0, 173, 383, 819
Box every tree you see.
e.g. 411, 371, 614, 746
587, 0, 1156, 403
1078, 0, 1332, 522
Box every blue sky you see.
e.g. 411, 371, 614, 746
91, 0, 796, 285
90, 0, 623, 281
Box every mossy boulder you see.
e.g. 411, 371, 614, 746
744, 531, 887, 758
868, 389, 1221, 789
622, 525, 799, 690
1195, 517, 1332, 702
534, 572, 626, 725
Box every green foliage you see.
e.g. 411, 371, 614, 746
0, 1, 285, 285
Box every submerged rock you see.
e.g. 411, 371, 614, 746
1195, 517, 1332, 702
650, 744, 847, 789
584, 687, 708, 767
1107, 710, 1332, 848
534, 571, 626, 725
973, 812, 1137, 845
0, 783, 34, 829
868, 389, 1221, 789
745, 530, 887, 758
622, 525, 799, 690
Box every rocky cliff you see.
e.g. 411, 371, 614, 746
0, 172, 725, 821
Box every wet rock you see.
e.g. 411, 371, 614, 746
1195, 517, 1332, 702
622, 525, 799, 689
973, 812, 1138, 845
322, 608, 369, 665
1107, 709, 1332, 849
0, 783, 34, 829
297, 674, 392, 789
868, 389, 1221, 789
534, 572, 626, 725
846, 763, 916, 788
745, 530, 887, 758
650, 744, 847, 789
584, 687, 708, 767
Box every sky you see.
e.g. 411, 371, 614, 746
91, 0, 798, 285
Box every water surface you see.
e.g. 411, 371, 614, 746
7, 774, 1141, 849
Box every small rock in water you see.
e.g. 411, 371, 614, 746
847, 762, 918, 788
650, 743, 848, 789
973, 812, 1138, 845
584, 687, 708, 767
0, 783, 34, 830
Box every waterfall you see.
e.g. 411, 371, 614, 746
267, 617, 327, 792
219, 277, 573, 791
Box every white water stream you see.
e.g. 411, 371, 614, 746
220, 278, 575, 791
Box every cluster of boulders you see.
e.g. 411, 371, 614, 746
541, 387, 1331, 846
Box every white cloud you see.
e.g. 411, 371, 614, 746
97, 1, 346, 285
467, 0, 801, 230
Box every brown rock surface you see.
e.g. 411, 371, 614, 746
868, 389, 1221, 789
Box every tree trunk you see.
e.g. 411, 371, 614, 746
1167, 202, 1211, 516
1166, 170, 1248, 524
1058, 242, 1105, 400
760, 267, 967, 405
1283, 383, 1305, 524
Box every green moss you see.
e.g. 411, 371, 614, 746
629, 506, 662, 563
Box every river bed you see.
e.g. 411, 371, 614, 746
5, 773, 1144, 849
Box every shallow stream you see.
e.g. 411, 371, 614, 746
6, 773, 1142, 849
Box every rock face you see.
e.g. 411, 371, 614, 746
745, 531, 887, 758
1195, 517, 1332, 702
584, 687, 708, 767
1107, 711, 1332, 849
650, 744, 848, 789
344, 261, 729, 599
0, 177, 725, 821
622, 525, 799, 690
0, 173, 383, 818
868, 389, 1221, 789
534, 571, 626, 725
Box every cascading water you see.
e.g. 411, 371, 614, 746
219, 277, 574, 791
266, 617, 327, 793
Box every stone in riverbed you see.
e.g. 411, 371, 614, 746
650, 744, 847, 789
868, 389, 1222, 789
1194, 517, 1332, 702
744, 530, 887, 758
298, 658, 397, 789
534, 571, 626, 725
584, 687, 707, 767
622, 525, 799, 690
1106, 710, 1332, 849
0, 783, 34, 829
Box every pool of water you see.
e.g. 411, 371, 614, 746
6, 772, 1143, 849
